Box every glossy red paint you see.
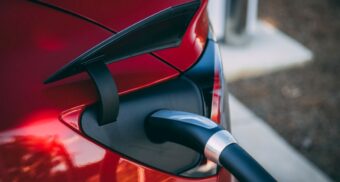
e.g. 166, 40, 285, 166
0, 111, 225, 181
41, 0, 194, 31
41, 0, 209, 72
0, 1, 178, 130
0, 1, 229, 181
154, 0, 210, 71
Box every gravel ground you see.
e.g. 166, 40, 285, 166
228, 0, 340, 181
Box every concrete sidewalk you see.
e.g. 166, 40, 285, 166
221, 21, 313, 81
228, 95, 332, 182
218, 21, 331, 181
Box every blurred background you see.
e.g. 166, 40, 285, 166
208, 0, 339, 181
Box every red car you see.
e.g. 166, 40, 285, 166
0, 0, 273, 181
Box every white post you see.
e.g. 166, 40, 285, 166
246, 0, 258, 35
208, 0, 227, 41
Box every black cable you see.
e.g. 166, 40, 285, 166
219, 143, 275, 182
146, 110, 276, 181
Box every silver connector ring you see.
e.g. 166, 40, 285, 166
204, 130, 237, 164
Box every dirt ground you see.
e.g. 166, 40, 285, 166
228, 0, 340, 181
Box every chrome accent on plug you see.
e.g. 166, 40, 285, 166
152, 110, 218, 129
204, 130, 237, 164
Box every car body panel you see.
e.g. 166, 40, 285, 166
40, 0, 194, 31
0, 1, 230, 181
0, 111, 228, 181
0, 1, 179, 131
40, 0, 209, 71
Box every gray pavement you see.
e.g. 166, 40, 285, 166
218, 20, 331, 181
228, 93, 332, 182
